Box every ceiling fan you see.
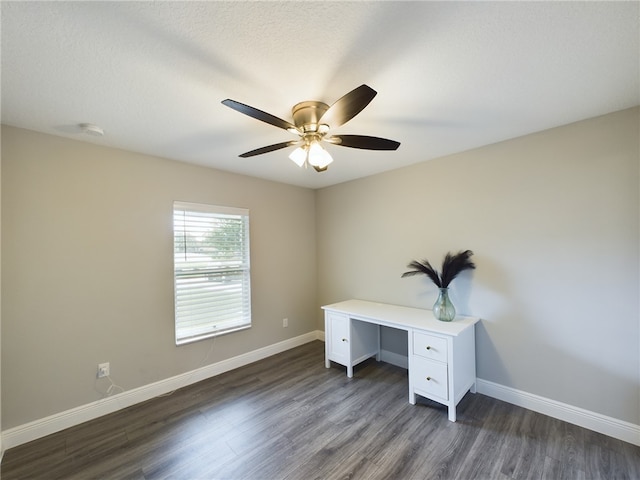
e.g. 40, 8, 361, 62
221, 85, 400, 172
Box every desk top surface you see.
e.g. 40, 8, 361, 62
322, 299, 479, 336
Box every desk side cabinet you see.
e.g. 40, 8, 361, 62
408, 327, 476, 421
325, 312, 379, 378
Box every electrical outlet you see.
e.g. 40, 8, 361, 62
97, 362, 110, 378
283, 318, 288, 328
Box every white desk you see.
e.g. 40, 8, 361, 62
322, 299, 479, 422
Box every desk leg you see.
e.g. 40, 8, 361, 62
325, 340, 330, 368
470, 382, 477, 394
409, 391, 416, 405
448, 406, 456, 422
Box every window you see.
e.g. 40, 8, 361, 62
173, 201, 251, 345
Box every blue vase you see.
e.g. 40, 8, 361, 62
433, 287, 455, 322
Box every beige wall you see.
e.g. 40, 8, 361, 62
317, 107, 640, 424
1, 126, 317, 428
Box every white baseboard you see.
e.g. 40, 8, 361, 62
2, 331, 324, 450
380, 349, 408, 369
476, 378, 640, 447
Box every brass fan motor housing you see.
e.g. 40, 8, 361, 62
292, 101, 330, 133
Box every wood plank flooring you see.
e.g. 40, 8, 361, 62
2, 340, 638, 479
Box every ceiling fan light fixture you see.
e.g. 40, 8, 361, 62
289, 146, 307, 167
307, 141, 333, 169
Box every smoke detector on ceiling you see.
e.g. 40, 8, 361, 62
79, 123, 104, 136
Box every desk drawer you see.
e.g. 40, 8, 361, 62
413, 332, 447, 363
412, 356, 448, 400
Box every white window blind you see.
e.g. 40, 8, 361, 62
173, 201, 251, 345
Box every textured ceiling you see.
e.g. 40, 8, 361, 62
2, 1, 638, 189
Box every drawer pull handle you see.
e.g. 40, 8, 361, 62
426, 376, 432, 381
426, 346, 431, 350
342, 338, 347, 342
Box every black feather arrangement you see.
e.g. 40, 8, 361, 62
402, 250, 475, 288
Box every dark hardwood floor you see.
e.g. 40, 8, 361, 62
2, 340, 638, 479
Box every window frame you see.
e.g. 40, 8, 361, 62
173, 201, 252, 345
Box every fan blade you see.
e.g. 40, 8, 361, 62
239, 141, 299, 158
330, 135, 400, 150
318, 84, 377, 128
222, 99, 298, 132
